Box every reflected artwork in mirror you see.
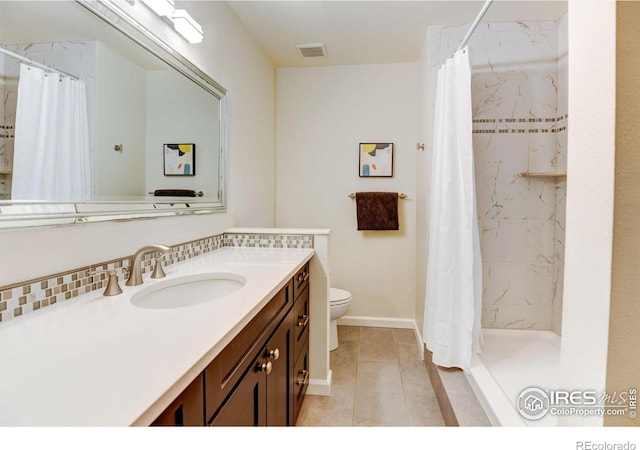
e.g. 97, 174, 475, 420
0, 0, 227, 228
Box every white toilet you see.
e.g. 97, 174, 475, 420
329, 288, 352, 351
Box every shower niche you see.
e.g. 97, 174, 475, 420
429, 15, 568, 335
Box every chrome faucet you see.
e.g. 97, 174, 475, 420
126, 244, 171, 286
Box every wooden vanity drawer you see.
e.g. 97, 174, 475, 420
204, 282, 292, 422
293, 262, 309, 302
292, 285, 309, 360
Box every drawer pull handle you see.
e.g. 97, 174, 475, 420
257, 361, 273, 375
297, 272, 310, 283
297, 314, 309, 328
296, 369, 309, 386
267, 348, 280, 360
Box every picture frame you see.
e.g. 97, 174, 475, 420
163, 143, 195, 176
359, 143, 394, 177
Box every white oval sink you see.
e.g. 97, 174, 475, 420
130, 273, 246, 310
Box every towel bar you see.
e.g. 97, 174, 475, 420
348, 193, 407, 199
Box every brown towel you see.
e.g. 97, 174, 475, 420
356, 192, 399, 231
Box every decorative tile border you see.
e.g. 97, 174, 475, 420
473, 114, 568, 134
473, 115, 568, 124
164, 234, 225, 267
223, 233, 314, 249
0, 232, 313, 324
0, 259, 130, 323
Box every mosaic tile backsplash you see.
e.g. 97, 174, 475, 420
224, 233, 313, 249
0, 232, 313, 324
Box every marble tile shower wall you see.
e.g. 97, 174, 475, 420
0, 232, 313, 325
430, 17, 567, 332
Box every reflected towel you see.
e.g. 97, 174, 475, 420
355, 192, 399, 231
153, 189, 197, 197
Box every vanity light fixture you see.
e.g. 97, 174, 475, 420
171, 9, 204, 44
141, 0, 175, 18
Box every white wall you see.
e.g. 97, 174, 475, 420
559, 0, 616, 426
415, 33, 431, 339
0, 1, 275, 285
95, 42, 146, 197
275, 63, 418, 321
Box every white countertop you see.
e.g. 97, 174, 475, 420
0, 247, 314, 426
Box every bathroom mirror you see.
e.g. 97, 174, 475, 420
0, 0, 227, 228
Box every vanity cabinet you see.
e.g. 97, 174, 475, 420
209, 308, 292, 426
152, 262, 310, 427
204, 282, 292, 424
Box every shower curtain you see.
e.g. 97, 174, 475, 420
423, 47, 483, 373
12, 63, 93, 201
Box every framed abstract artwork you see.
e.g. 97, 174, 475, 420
359, 143, 394, 177
163, 143, 195, 176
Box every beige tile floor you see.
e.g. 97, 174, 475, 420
296, 325, 445, 426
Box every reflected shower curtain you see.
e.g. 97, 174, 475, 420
423, 47, 482, 373
12, 64, 93, 201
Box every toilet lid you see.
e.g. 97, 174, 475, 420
330, 288, 352, 304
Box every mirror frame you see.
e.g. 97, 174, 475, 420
0, 0, 227, 229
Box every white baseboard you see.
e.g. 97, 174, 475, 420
337, 315, 414, 329
337, 315, 425, 361
307, 370, 332, 396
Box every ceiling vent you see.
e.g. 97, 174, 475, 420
296, 43, 327, 58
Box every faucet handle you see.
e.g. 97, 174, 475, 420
151, 257, 167, 279
90, 268, 127, 296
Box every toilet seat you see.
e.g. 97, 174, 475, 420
331, 299, 351, 307
330, 288, 352, 304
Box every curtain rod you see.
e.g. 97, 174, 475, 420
456, 0, 494, 52
0, 47, 79, 80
